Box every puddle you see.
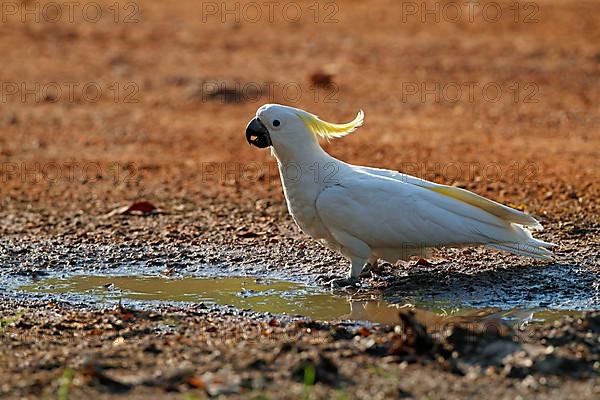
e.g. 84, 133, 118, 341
18, 275, 583, 326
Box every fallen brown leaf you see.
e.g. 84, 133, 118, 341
309, 70, 334, 88
106, 201, 158, 217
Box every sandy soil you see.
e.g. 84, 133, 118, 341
0, 0, 599, 398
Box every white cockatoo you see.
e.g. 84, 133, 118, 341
246, 104, 554, 282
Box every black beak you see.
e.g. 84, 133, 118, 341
246, 118, 272, 148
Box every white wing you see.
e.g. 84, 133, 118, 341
356, 166, 543, 229
315, 169, 554, 259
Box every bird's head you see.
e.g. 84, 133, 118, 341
246, 104, 364, 156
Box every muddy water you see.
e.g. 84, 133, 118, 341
18, 275, 580, 326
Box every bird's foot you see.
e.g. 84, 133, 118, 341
316, 274, 364, 290
328, 276, 361, 290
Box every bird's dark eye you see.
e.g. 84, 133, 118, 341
273, 120, 281, 127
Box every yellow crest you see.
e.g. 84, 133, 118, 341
296, 110, 364, 140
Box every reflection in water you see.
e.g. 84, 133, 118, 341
19, 276, 580, 325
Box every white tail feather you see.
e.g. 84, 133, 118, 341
487, 242, 554, 260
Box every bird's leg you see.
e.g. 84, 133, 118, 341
350, 256, 366, 278
328, 256, 367, 289
329, 276, 359, 289
367, 255, 378, 266
360, 255, 379, 276
323, 234, 371, 289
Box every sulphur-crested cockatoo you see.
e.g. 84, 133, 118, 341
246, 104, 554, 282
